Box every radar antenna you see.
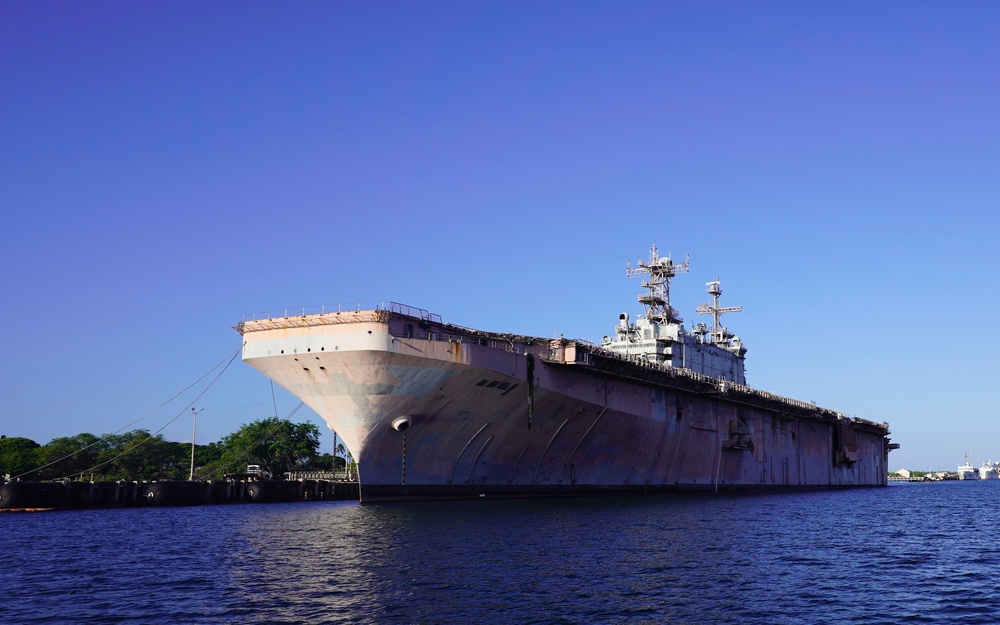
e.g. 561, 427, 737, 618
695, 277, 742, 343
626, 243, 689, 324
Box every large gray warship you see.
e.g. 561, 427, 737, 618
236, 244, 895, 500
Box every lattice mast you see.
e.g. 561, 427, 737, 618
695, 277, 742, 343
626, 244, 690, 324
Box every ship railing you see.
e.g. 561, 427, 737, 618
284, 470, 357, 482
427, 332, 537, 356
240, 302, 389, 322
579, 341, 888, 429
239, 301, 442, 324
498, 340, 533, 356
389, 311, 543, 355
415, 317, 546, 357
387, 302, 443, 324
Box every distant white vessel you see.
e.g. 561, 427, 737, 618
958, 453, 979, 480
981, 461, 999, 480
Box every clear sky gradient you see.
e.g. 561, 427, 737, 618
3, 2, 998, 472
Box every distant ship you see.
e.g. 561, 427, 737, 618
981, 461, 999, 480
958, 453, 979, 480
236, 244, 896, 501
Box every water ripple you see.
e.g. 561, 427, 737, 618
3, 483, 1000, 623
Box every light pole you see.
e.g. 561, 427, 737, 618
189, 407, 203, 480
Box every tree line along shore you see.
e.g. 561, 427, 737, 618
0, 417, 349, 483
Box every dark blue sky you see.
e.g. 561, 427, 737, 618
3, 1, 999, 471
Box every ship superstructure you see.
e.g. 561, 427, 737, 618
958, 453, 979, 480
236, 244, 895, 500
602, 245, 746, 384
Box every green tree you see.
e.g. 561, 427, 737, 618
95, 431, 149, 479
195, 441, 223, 468
302, 452, 347, 472
33, 431, 185, 480
92, 430, 192, 480
176, 441, 225, 480
162, 440, 194, 479
218, 418, 321, 476
0, 436, 41, 478
35, 433, 105, 480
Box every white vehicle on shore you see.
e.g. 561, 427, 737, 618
246, 465, 272, 480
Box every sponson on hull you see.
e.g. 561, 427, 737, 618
235, 244, 896, 501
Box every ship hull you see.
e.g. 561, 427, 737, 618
238, 306, 891, 501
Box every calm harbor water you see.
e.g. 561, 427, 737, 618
3, 481, 998, 624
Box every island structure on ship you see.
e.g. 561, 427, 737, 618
236, 244, 897, 501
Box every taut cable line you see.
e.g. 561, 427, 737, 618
13, 347, 242, 481
202, 401, 305, 480
60, 349, 242, 480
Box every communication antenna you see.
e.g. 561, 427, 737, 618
695, 277, 742, 343
626, 243, 689, 324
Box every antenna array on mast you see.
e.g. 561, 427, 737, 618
695, 277, 742, 342
626, 243, 689, 324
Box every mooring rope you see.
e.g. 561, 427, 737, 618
13, 348, 242, 481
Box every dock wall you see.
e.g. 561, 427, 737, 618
0, 479, 360, 511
